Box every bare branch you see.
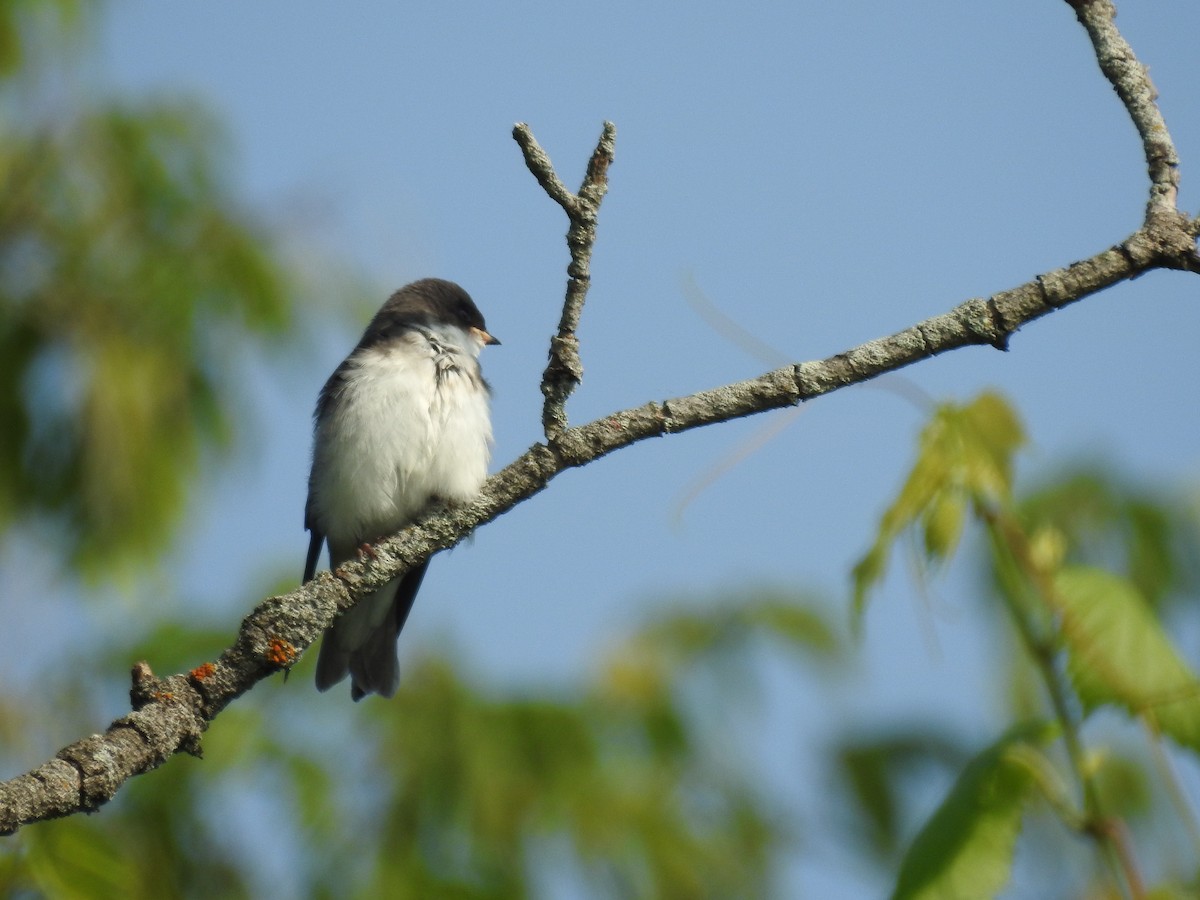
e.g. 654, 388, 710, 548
514, 122, 616, 442
1066, 0, 1180, 218
512, 123, 578, 214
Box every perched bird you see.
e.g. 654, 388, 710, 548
303, 278, 499, 700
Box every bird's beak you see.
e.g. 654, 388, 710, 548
472, 327, 501, 347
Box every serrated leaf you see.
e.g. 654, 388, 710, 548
892, 724, 1050, 900
1055, 567, 1200, 750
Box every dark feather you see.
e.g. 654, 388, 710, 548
315, 559, 431, 700
303, 530, 324, 584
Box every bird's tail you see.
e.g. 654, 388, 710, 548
314, 560, 430, 701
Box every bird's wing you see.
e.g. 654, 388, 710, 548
303, 528, 324, 584
391, 557, 430, 639
303, 478, 325, 583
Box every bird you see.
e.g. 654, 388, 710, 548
302, 278, 499, 700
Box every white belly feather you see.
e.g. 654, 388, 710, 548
311, 334, 492, 549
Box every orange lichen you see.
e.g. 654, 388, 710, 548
266, 637, 298, 668
190, 662, 216, 681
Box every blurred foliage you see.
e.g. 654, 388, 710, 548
1015, 466, 1200, 614
5, 392, 1198, 899
855, 392, 1200, 898
834, 728, 966, 860
0, 0, 81, 79
853, 391, 1025, 622
890, 724, 1056, 900
1, 593, 842, 899
0, 0, 296, 577
1055, 567, 1200, 751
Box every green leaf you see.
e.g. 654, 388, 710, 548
1015, 467, 1200, 610
892, 724, 1051, 900
956, 392, 1024, 502
834, 729, 966, 859
854, 391, 1025, 620
1055, 567, 1200, 750
0, 94, 298, 579
923, 492, 967, 560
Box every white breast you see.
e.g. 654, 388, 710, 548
311, 328, 492, 548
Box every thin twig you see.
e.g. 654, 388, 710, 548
512, 124, 578, 214
1067, 0, 1179, 218
1066, 0, 1200, 271
513, 121, 616, 441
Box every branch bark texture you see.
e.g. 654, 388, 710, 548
514, 121, 616, 440
2, 0, 1198, 834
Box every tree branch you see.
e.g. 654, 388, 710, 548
514, 121, 616, 441
2, 0, 1197, 836
1068, 0, 1180, 218
1066, 0, 1199, 270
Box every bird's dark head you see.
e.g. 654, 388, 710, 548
365, 278, 499, 348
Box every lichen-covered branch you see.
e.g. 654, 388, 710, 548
1067, 0, 1180, 220
513, 121, 616, 441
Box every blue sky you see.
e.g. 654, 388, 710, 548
10, 1, 1200, 895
